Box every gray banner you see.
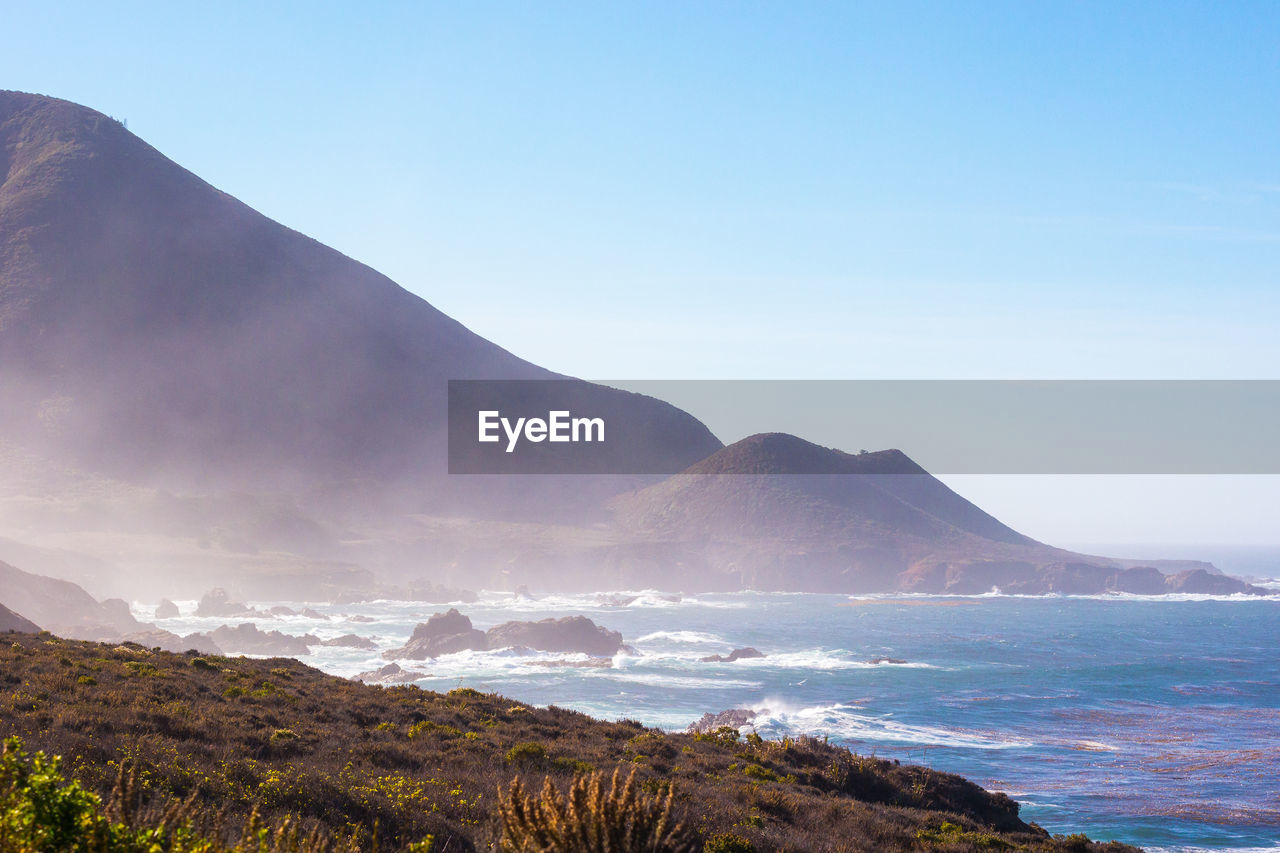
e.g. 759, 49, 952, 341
449, 380, 1280, 474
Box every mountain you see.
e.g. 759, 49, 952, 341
0, 90, 721, 594
0, 91, 1254, 600
608, 433, 1270, 595
0, 558, 227, 650
0, 90, 719, 496
0, 601, 38, 632
0, 558, 142, 639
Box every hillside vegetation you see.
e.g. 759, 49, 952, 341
0, 632, 1136, 852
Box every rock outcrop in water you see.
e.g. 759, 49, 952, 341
195, 589, 260, 618
687, 708, 760, 734
700, 647, 764, 663
384, 609, 488, 660
194, 623, 315, 656
120, 628, 222, 655
1109, 566, 1167, 594
485, 616, 624, 657
384, 611, 625, 660
319, 634, 377, 650
154, 599, 180, 619
1165, 568, 1268, 595
352, 662, 429, 684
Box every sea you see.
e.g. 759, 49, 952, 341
139, 582, 1280, 853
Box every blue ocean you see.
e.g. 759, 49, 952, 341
146, 589, 1279, 853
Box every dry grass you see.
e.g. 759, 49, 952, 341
0, 632, 1136, 852
496, 767, 695, 852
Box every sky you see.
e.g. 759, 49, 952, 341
4, 2, 1279, 550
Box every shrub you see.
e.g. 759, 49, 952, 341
408, 720, 462, 740
496, 766, 697, 852
123, 660, 162, 677
693, 727, 739, 748
916, 821, 1012, 849
0, 736, 107, 852
552, 757, 596, 775
505, 742, 548, 765
0, 736, 350, 851
704, 834, 755, 853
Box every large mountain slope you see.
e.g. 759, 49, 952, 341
0, 91, 720, 496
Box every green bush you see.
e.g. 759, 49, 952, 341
916, 821, 1012, 849
692, 727, 739, 748
704, 834, 755, 853
505, 742, 547, 765
0, 736, 354, 852
0, 736, 108, 852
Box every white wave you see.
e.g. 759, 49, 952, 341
595, 671, 762, 690
1145, 847, 1280, 853
634, 630, 726, 645
739, 700, 1031, 750
703, 649, 936, 671
847, 591, 1278, 604
470, 589, 696, 612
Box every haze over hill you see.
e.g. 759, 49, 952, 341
0, 90, 719, 496
0, 90, 720, 595
0, 90, 1259, 603
606, 433, 1258, 594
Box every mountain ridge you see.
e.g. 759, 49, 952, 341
0, 89, 721, 493
0, 90, 1259, 600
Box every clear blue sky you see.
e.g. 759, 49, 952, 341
4, 2, 1279, 548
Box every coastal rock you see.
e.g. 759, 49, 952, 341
302, 608, 329, 620
320, 634, 377, 650
269, 606, 298, 617
700, 647, 765, 663
195, 589, 258, 618
1165, 568, 1268, 596
384, 609, 487, 660
352, 662, 429, 684
869, 656, 909, 665
381, 612, 628, 660
346, 614, 374, 623
204, 623, 313, 656
154, 599, 180, 619
1110, 566, 1167, 595
687, 708, 760, 734
485, 615, 624, 657
181, 633, 224, 655
122, 629, 222, 655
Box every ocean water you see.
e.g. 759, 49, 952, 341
143, 590, 1279, 853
